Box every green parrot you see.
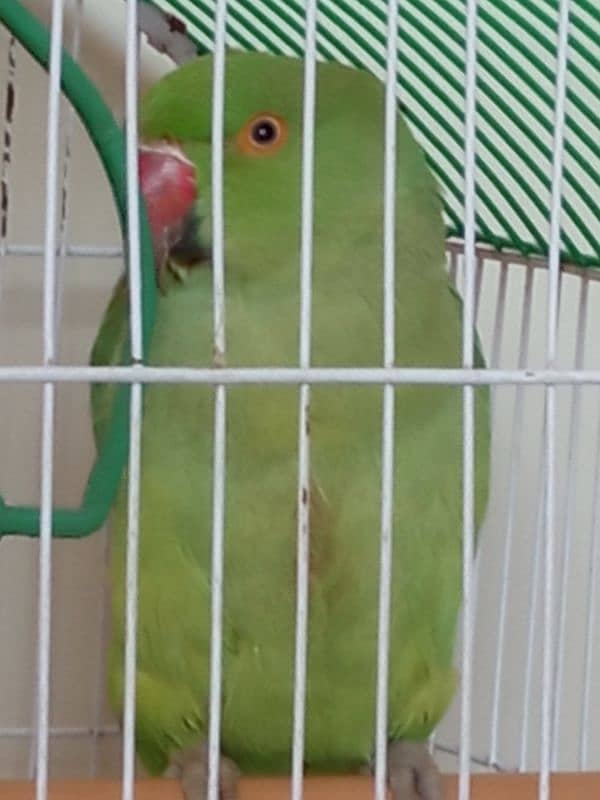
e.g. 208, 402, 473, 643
91, 52, 490, 800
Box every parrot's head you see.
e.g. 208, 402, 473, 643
138, 51, 443, 285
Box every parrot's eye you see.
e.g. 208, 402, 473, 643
251, 119, 278, 144
236, 113, 288, 156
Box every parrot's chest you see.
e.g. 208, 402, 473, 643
219, 585, 378, 773
214, 411, 383, 771
125, 282, 475, 771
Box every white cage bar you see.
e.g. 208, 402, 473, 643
539, 0, 571, 795
207, 3, 228, 800
291, 3, 318, 799
373, 1, 398, 800
459, 0, 479, 797
35, 0, 66, 797
121, 1, 145, 800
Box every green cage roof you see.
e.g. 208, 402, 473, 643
147, 0, 600, 268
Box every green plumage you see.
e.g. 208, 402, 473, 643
91, 53, 490, 776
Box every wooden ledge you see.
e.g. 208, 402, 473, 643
2, 774, 600, 799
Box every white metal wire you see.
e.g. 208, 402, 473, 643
3, 243, 123, 257
489, 259, 508, 368
520, 442, 547, 770
0, 726, 120, 738
6, 241, 600, 281
580, 389, 600, 769
448, 248, 458, 285
373, 2, 398, 799
34, 0, 67, 797
5, 363, 600, 385
428, 200, 448, 800
489, 265, 535, 767
121, 1, 145, 798
28, 673, 39, 781
291, 3, 317, 799
90, 533, 112, 777
459, 0, 479, 794
552, 274, 589, 768
121, 380, 143, 800
207, 3, 228, 800
26, 3, 85, 781
473, 257, 484, 324
540, 1, 572, 796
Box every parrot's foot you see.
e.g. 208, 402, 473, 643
168, 742, 240, 800
387, 741, 443, 800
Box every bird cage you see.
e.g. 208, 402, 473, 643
0, 0, 600, 799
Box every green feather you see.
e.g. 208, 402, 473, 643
92, 52, 490, 775
90, 276, 128, 448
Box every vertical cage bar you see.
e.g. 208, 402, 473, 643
488, 257, 508, 370
552, 275, 589, 768
35, 1, 66, 797
448, 248, 458, 287
291, 3, 318, 800
121, 384, 143, 800
473, 255, 484, 325
580, 392, 600, 769
520, 441, 547, 771
459, 1, 479, 797
491, 262, 535, 766
28, 691, 38, 780
121, 1, 145, 798
207, 4, 228, 800
124, 0, 144, 363
540, 1, 571, 796
373, 1, 398, 799
90, 534, 111, 776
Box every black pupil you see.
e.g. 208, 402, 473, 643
252, 119, 277, 144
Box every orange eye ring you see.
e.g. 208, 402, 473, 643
235, 112, 289, 156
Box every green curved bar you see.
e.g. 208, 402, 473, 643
0, 0, 157, 537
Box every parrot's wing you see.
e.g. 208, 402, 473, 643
90, 274, 129, 448
448, 282, 491, 540
93, 276, 216, 775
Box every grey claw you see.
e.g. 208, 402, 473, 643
387, 741, 443, 800
168, 742, 240, 800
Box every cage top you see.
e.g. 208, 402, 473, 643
144, 0, 600, 269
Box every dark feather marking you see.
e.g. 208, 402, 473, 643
169, 209, 210, 266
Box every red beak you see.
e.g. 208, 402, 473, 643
138, 141, 198, 276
